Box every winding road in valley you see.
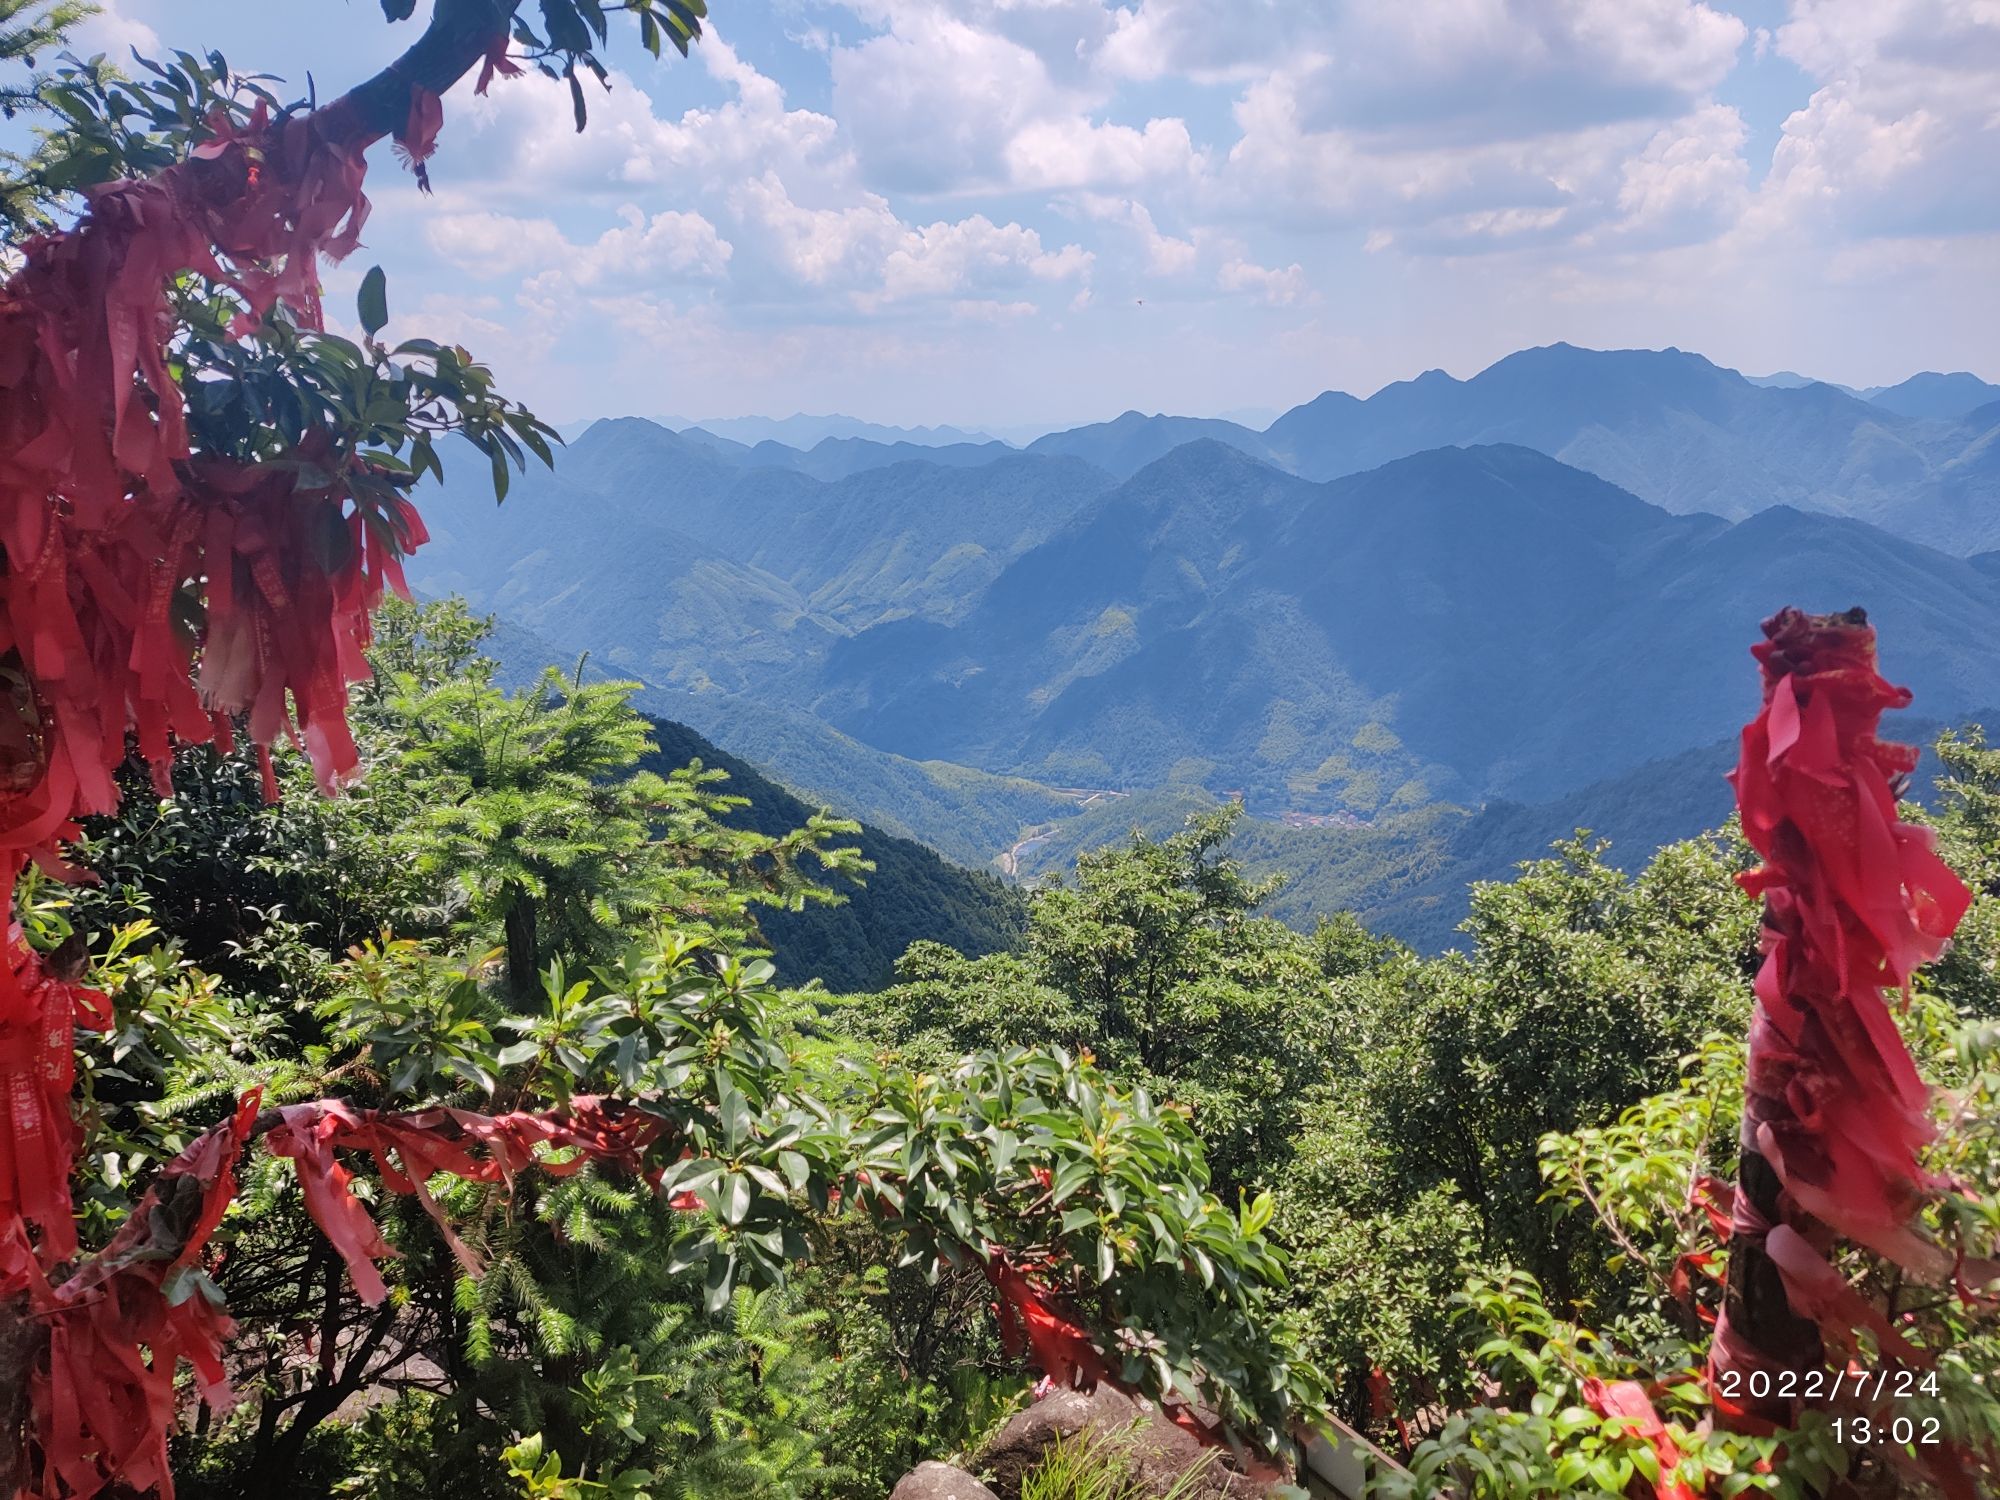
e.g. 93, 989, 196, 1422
999, 788, 1126, 877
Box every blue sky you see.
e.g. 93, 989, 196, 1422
66, 0, 2000, 429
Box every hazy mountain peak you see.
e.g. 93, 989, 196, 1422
681, 413, 1002, 448
1865, 371, 2000, 421
578, 413, 676, 443
1120, 434, 1288, 484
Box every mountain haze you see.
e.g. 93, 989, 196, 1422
974, 346, 2000, 554
672, 413, 1001, 448
1860, 373, 2000, 420
801, 440, 2000, 807
410, 341, 2000, 943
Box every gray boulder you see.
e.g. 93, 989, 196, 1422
889, 1461, 1001, 1500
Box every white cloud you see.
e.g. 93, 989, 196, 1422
729, 172, 1089, 308
731, 172, 906, 289
425, 206, 732, 285
831, 13, 1058, 192
1071, 194, 1198, 275
1104, 0, 1744, 140
1603, 104, 1750, 245
881, 214, 1092, 301
68, 1, 160, 58
1218, 257, 1309, 304
1100, 0, 1308, 83
1005, 115, 1203, 191
580, 206, 734, 281
1755, 0, 2000, 239
829, 5, 1201, 194
447, 32, 846, 201
429, 28, 1093, 319
951, 298, 1041, 322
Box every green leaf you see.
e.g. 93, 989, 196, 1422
718, 1171, 752, 1226
1050, 1158, 1094, 1206
1240, 1189, 1274, 1237
357, 265, 389, 337
541, 0, 595, 53
702, 1252, 735, 1314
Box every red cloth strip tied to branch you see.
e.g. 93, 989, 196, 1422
1713, 608, 1993, 1470
981, 1248, 1288, 1476
0, 1092, 673, 1499
266, 1097, 670, 1305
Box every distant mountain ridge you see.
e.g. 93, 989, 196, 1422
798, 439, 2000, 808
593, 346, 2000, 555
1860, 372, 2000, 420
412, 410, 2000, 843
667, 413, 1002, 449
1251, 346, 2000, 553
1740, 369, 2000, 420
869, 345, 1998, 555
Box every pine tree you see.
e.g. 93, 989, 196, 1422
0, 0, 92, 230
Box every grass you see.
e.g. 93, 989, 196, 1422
1017, 1426, 1219, 1500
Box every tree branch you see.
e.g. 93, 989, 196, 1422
315, 0, 525, 147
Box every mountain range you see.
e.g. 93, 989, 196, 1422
408, 342, 2000, 954
1015, 346, 2000, 554
1747, 369, 2000, 419
660, 413, 1002, 449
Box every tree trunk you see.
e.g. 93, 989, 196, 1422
504, 888, 540, 1005
1712, 1119, 1825, 1429
0, 1296, 39, 1497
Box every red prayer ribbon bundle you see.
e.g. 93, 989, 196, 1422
982, 1248, 1252, 1454
0, 68, 467, 1500
1, 1093, 260, 1500
0, 87, 421, 1264
1712, 608, 1992, 1489
984, 1253, 1114, 1392
1582, 1379, 1700, 1500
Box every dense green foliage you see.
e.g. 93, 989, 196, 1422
42, 600, 1323, 1499
842, 746, 2000, 1494
842, 810, 1346, 1196
39, 589, 2000, 1495
638, 717, 1025, 992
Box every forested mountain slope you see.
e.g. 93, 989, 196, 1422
639, 718, 1026, 991
479, 618, 1027, 989
807, 441, 2000, 806
1008, 709, 1991, 953
417, 412, 2000, 867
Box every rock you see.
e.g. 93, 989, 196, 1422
976, 1385, 1269, 1499
889, 1461, 1001, 1500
